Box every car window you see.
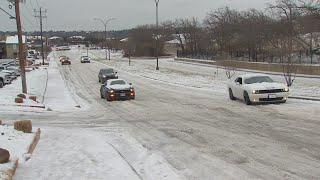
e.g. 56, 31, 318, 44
235, 77, 242, 85
102, 69, 114, 74
245, 76, 274, 84
110, 80, 126, 85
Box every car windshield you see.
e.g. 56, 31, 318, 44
245, 76, 274, 84
102, 69, 114, 74
110, 80, 126, 85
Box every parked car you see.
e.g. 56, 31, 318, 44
61, 58, 71, 65
59, 56, 68, 62
1, 70, 18, 80
227, 74, 289, 105
98, 68, 118, 84
80, 56, 91, 63
100, 79, 135, 101
0, 72, 11, 88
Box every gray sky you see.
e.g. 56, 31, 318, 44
0, 0, 275, 31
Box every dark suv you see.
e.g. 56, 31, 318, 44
98, 68, 118, 84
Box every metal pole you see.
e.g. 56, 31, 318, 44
105, 25, 108, 60
155, 0, 159, 70
39, 8, 45, 65
14, 0, 27, 93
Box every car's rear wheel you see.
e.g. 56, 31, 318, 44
0, 80, 4, 88
229, 88, 236, 100
244, 91, 251, 105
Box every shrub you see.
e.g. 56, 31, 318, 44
29, 96, 37, 102
15, 98, 23, 104
14, 120, 32, 133
0, 148, 10, 164
17, 94, 26, 99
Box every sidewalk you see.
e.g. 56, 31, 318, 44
14, 127, 141, 180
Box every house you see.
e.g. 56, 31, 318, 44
5, 35, 27, 59
164, 34, 186, 56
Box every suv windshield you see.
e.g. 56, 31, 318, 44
102, 69, 114, 74
245, 76, 274, 84
110, 80, 126, 85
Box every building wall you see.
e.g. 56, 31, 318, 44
6, 44, 26, 59
0, 43, 6, 59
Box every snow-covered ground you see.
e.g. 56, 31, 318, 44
0, 67, 47, 113
87, 49, 320, 99
1, 49, 319, 180
0, 125, 36, 179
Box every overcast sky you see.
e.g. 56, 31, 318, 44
0, 0, 275, 32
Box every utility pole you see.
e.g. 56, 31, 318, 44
9, 0, 28, 94
155, 0, 160, 70
13, 0, 27, 93
34, 8, 47, 65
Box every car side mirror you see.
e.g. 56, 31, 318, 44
129, 83, 132, 85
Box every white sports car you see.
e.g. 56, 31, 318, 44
227, 74, 289, 105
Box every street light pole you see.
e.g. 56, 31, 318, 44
155, 0, 160, 70
94, 17, 115, 61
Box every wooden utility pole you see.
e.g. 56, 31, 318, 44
34, 8, 47, 65
14, 0, 27, 93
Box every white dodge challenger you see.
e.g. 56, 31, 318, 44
227, 74, 289, 105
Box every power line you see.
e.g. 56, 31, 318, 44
0, 6, 15, 19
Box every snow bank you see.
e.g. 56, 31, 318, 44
0, 125, 36, 179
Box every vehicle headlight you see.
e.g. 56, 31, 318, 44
103, 75, 106, 78
252, 90, 258, 94
284, 87, 289, 92
110, 90, 114, 93
130, 88, 134, 92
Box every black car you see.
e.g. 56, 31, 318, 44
98, 68, 118, 84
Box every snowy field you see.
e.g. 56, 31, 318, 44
0, 48, 319, 179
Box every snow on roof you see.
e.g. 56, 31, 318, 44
240, 73, 269, 79
48, 36, 62, 40
69, 36, 85, 40
6, 35, 26, 44
120, 38, 128, 42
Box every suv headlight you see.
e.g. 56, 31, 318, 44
284, 87, 289, 92
252, 90, 258, 94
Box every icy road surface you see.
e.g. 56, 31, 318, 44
3, 49, 320, 180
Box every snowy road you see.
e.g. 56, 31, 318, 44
4, 49, 320, 179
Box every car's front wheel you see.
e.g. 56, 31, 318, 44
106, 94, 112, 102
244, 91, 251, 105
229, 88, 236, 100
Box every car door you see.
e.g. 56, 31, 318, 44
233, 77, 243, 99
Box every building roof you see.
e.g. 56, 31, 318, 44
48, 36, 62, 40
6, 35, 26, 44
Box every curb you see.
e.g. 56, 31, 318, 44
289, 96, 320, 102
0, 104, 46, 109
1, 128, 41, 180
28, 128, 41, 154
